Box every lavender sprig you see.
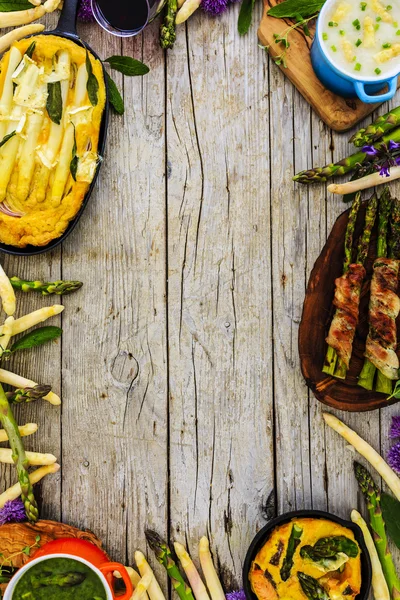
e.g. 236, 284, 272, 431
362, 140, 400, 178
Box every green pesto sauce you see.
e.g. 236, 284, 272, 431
12, 557, 107, 600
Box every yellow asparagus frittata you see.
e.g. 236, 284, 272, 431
0, 35, 106, 247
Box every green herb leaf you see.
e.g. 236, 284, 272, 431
0, 131, 16, 149
35, 535, 41, 543
381, 493, 400, 549
86, 50, 99, 107
22, 547, 31, 556
0, 0, 32, 10
46, 81, 62, 125
25, 41, 36, 58
105, 55, 149, 76
238, 0, 256, 35
268, 0, 324, 18
388, 379, 400, 400
106, 73, 124, 115
10, 326, 62, 353
70, 124, 78, 181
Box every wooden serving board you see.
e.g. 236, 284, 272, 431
258, 0, 399, 132
0, 520, 105, 594
299, 201, 400, 412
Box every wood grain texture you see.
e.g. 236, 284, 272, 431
258, 0, 398, 132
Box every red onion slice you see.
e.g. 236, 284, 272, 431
0, 202, 24, 218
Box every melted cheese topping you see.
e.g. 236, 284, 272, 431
0, 35, 106, 247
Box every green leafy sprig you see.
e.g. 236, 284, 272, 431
1, 326, 62, 359
388, 380, 400, 400
105, 56, 150, 115
261, 14, 318, 68
0, 535, 41, 580
381, 493, 400, 549
267, 0, 325, 18
238, 0, 256, 36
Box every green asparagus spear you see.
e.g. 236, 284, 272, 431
297, 573, 329, 600
359, 188, 392, 392
354, 462, 400, 599
300, 536, 359, 559
0, 383, 38, 522
145, 530, 195, 600
389, 196, 400, 260
6, 385, 51, 404
350, 110, 400, 147
160, 0, 178, 49
10, 277, 83, 296
293, 128, 400, 183
280, 523, 303, 581
31, 571, 86, 588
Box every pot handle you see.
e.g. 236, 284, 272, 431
99, 562, 133, 600
354, 77, 398, 103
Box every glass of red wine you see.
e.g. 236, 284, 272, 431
91, 0, 166, 36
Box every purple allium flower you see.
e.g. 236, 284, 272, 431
202, 0, 229, 15
380, 163, 391, 177
0, 499, 26, 525
390, 416, 400, 438
78, 0, 95, 23
362, 144, 379, 156
389, 140, 400, 151
388, 442, 400, 474
226, 591, 246, 600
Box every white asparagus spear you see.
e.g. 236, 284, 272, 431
135, 551, 166, 600
351, 510, 390, 600
16, 110, 45, 201
0, 265, 16, 316
28, 0, 42, 5
0, 316, 14, 357
114, 565, 151, 600
174, 542, 210, 600
328, 167, 400, 195
323, 413, 400, 500
0, 104, 23, 202
0, 463, 60, 508
0, 46, 22, 142
0, 423, 38, 442
0, 24, 44, 55
132, 573, 153, 600
0, 0, 61, 28
0, 305, 64, 337
0, 368, 60, 405
0, 448, 56, 465
176, 0, 201, 24
177, 0, 186, 6
199, 538, 225, 600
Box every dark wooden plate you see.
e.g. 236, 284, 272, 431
299, 201, 400, 412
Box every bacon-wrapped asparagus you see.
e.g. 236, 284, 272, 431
323, 193, 378, 379
359, 189, 399, 392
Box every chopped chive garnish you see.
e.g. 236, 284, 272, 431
394, 21, 398, 26
352, 18, 361, 29
382, 42, 392, 48
328, 20, 338, 26
322, 32, 328, 40
355, 62, 362, 71
340, 29, 345, 35
376, 15, 382, 21
361, 1, 367, 8
331, 45, 337, 51
387, 4, 392, 9
397, 29, 400, 35
355, 38, 362, 46
375, 23, 380, 30
375, 67, 382, 74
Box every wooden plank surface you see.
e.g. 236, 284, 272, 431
1, 4, 400, 599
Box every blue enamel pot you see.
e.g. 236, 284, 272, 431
311, 0, 398, 103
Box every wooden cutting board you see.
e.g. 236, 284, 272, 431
258, 0, 399, 132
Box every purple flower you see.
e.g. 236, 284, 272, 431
78, 0, 95, 22
380, 163, 391, 177
389, 140, 400, 151
202, 0, 229, 14
390, 416, 400, 438
226, 591, 246, 600
388, 442, 400, 474
0, 499, 26, 525
362, 144, 380, 156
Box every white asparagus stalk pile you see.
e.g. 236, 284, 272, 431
351, 510, 390, 600
0, 368, 60, 405
0, 422, 37, 441
0, 463, 60, 508
0, 24, 44, 54
175, 542, 211, 600
328, 167, 400, 195
0, 447, 56, 465
135, 551, 166, 600
199, 537, 225, 600
323, 413, 400, 500
0, 0, 61, 28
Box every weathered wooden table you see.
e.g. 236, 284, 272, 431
1, 5, 399, 597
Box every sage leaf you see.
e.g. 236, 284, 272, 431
70, 124, 78, 181
105, 55, 149, 76
0, 0, 32, 10
381, 493, 400, 549
46, 81, 62, 125
25, 41, 36, 58
238, 0, 256, 35
10, 326, 62, 353
268, 0, 325, 18
0, 131, 16, 149
106, 73, 124, 115
86, 50, 99, 106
